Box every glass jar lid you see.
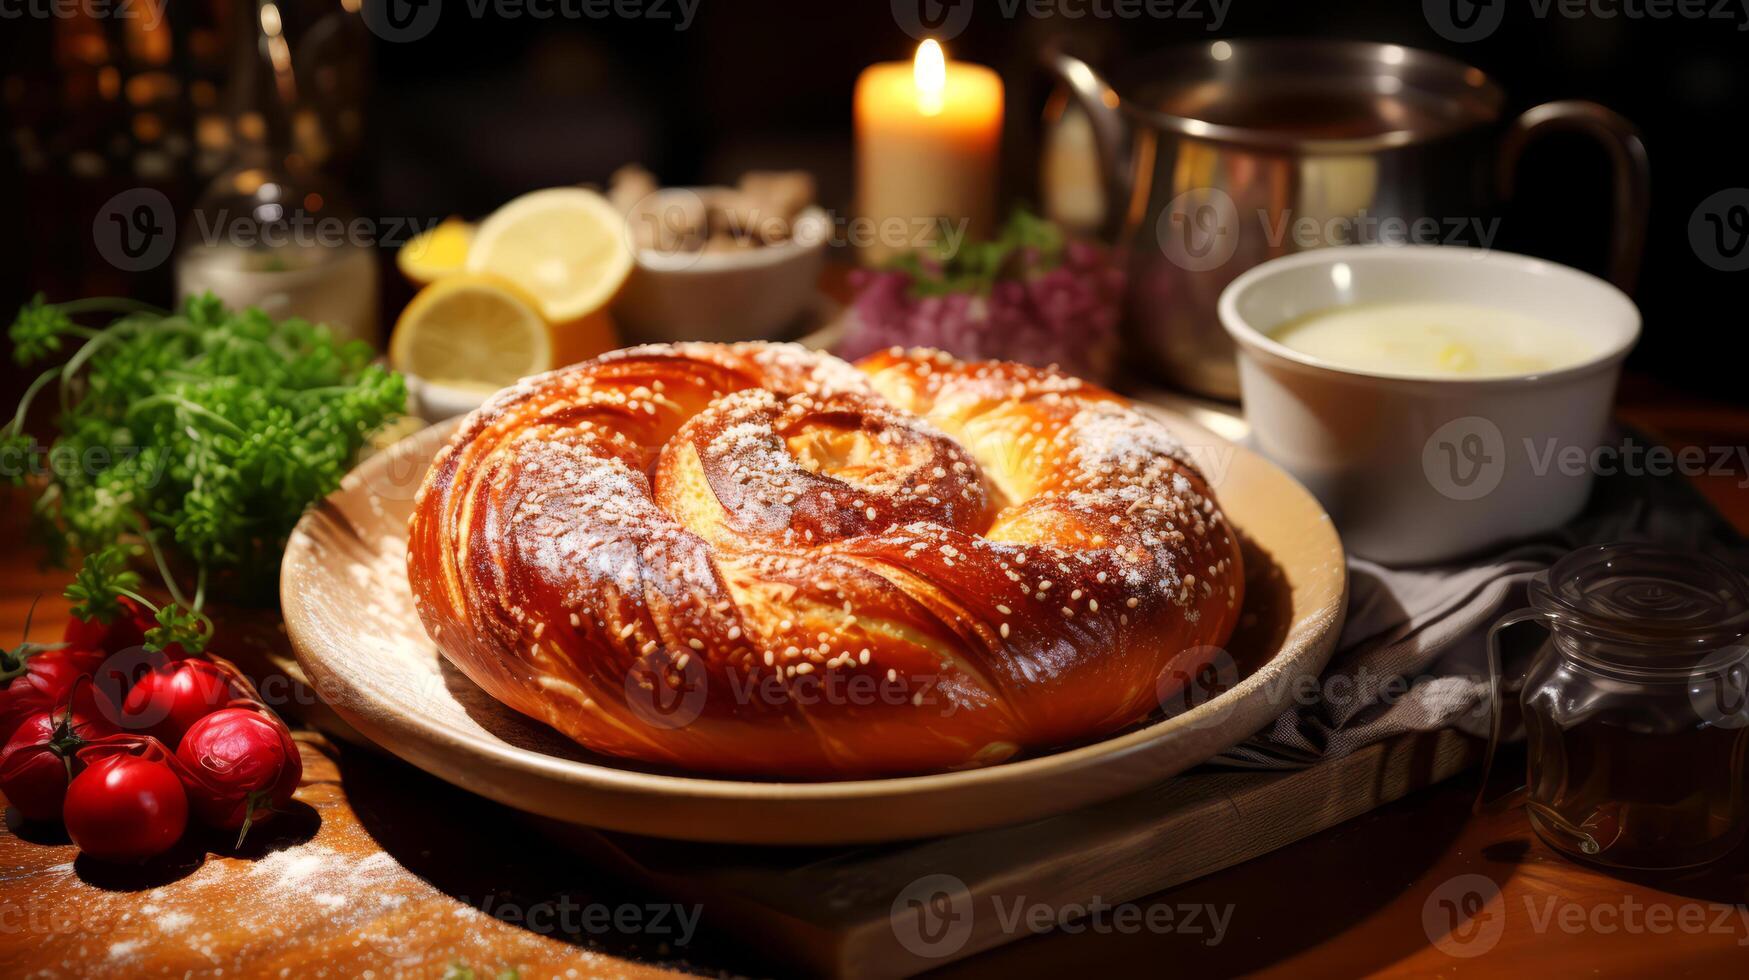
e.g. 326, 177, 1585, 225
1528, 543, 1749, 670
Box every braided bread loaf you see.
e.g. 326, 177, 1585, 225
407, 343, 1243, 778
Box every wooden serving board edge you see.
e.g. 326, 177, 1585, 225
552, 729, 1480, 978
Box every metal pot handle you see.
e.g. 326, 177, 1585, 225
1498, 100, 1651, 293
1039, 40, 1132, 242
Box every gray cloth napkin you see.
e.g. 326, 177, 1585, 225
1211, 429, 1748, 769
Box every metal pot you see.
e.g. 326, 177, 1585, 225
1041, 38, 1649, 400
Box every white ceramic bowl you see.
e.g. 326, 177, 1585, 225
611, 197, 830, 343
1218, 245, 1640, 566
404, 373, 495, 422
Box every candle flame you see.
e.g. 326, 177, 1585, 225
914, 39, 946, 116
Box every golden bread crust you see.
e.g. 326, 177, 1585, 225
407, 343, 1243, 778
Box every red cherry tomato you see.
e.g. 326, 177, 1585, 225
63, 742, 188, 862
0, 644, 110, 744
61, 598, 157, 655
120, 660, 251, 747
0, 707, 112, 821
66, 601, 199, 713
176, 707, 302, 845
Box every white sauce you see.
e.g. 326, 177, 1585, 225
1269, 301, 1596, 378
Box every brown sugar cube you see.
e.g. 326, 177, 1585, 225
739, 170, 816, 222
713, 190, 796, 245
607, 164, 659, 216
629, 188, 708, 253
702, 232, 757, 253
709, 190, 763, 240
749, 211, 793, 245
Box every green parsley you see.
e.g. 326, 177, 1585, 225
887, 207, 1067, 297
5, 293, 406, 637
62, 543, 144, 624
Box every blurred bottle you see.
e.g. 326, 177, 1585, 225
175, 0, 378, 344
0, 1, 370, 305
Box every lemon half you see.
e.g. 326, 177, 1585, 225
391, 275, 560, 389
396, 217, 475, 285
465, 187, 634, 324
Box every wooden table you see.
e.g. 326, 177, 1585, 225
3, 376, 1748, 979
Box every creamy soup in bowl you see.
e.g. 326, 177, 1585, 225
1217, 245, 1640, 565
1269, 301, 1598, 379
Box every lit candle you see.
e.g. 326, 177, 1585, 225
854, 40, 1003, 265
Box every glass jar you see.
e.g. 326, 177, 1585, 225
1482, 544, 1749, 871
173, 0, 379, 347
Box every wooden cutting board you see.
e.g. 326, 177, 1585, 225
269, 368, 1461, 972
546, 729, 1480, 979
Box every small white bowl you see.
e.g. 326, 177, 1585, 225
611, 198, 830, 343
1218, 245, 1640, 565
406, 373, 495, 422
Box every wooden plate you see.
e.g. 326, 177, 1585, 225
282, 409, 1345, 844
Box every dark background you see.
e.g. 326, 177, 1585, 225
2, 0, 1745, 400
